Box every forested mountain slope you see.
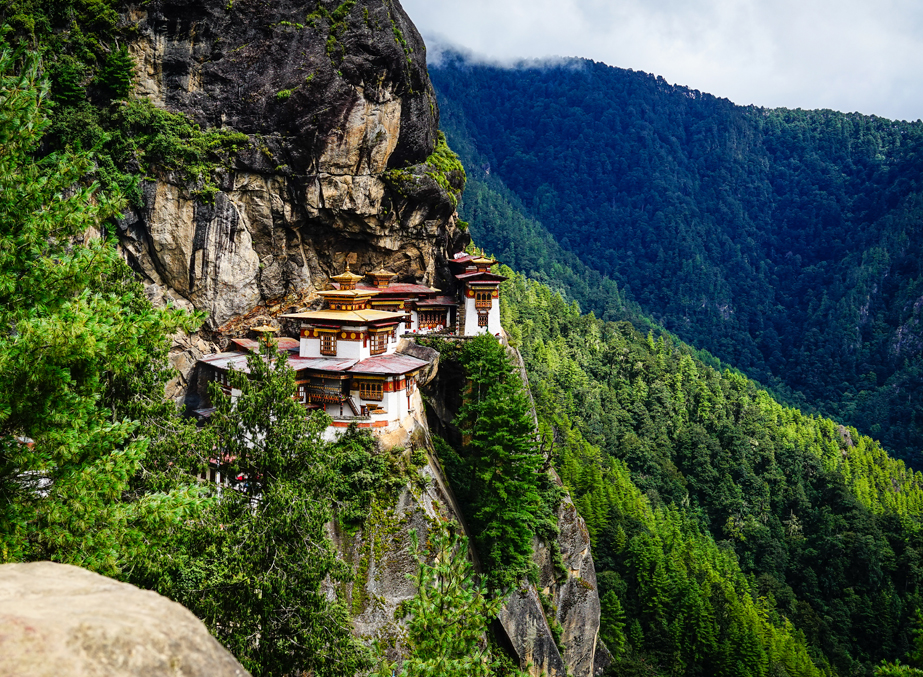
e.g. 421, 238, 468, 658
501, 268, 923, 676
431, 52, 923, 466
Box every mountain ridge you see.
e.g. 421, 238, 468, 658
430, 49, 923, 466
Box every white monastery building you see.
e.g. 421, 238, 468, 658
195, 253, 506, 439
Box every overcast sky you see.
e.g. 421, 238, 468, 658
401, 0, 923, 122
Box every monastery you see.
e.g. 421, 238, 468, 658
194, 253, 506, 441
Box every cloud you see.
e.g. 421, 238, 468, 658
403, 0, 923, 121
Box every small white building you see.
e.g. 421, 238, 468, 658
449, 254, 507, 336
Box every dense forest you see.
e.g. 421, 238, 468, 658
500, 267, 923, 675
430, 52, 923, 467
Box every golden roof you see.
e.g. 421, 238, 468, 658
369, 266, 397, 278
316, 289, 379, 299
281, 309, 406, 323
250, 324, 279, 333
331, 263, 364, 284
472, 256, 496, 265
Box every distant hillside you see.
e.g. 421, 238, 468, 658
501, 268, 923, 676
430, 51, 923, 466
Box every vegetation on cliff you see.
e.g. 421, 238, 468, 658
2, 1, 248, 200
421, 334, 562, 589
0, 42, 203, 572
501, 268, 923, 675
431, 52, 923, 468
375, 524, 528, 677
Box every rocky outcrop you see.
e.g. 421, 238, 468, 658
395, 337, 440, 384
119, 0, 467, 333
497, 485, 606, 677
326, 436, 471, 658
0, 561, 249, 677
535, 489, 610, 677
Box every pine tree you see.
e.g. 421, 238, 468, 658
0, 42, 199, 573
457, 334, 544, 587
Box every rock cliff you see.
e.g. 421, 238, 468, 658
118, 0, 467, 350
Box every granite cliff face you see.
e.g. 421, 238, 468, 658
119, 0, 467, 338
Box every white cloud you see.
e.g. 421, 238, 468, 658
402, 0, 923, 121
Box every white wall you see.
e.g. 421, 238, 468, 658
463, 296, 503, 336
299, 337, 320, 358
299, 330, 367, 359
300, 327, 401, 359
488, 304, 502, 335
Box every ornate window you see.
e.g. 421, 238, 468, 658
475, 291, 493, 309
358, 381, 383, 401
419, 310, 447, 328
320, 333, 337, 356
370, 332, 388, 355
478, 311, 489, 327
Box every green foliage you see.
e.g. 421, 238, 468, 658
375, 524, 527, 677
138, 339, 370, 677
432, 53, 923, 467
875, 662, 923, 676
502, 268, 923, 674
0, 44, 202, 573
93, 45, 133, 99
424, 131, 466, 205
430, 335, 552, 588
275, 88, 295, 100
384, 132, 466, 206
53, 97, 248, 204
422, 334, 567, 589
328, 424, 422, 526
2, 3, 248, 204
876, 612, 923, 675
307, 0, 356, 62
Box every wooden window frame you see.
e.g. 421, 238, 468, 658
320, 333, 337, 356
419, 310, 447, 329
477, 311, 489, 327
370, 332, 389, 355
358, 380, 383, 401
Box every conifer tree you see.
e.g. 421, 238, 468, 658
0, 42, 199, 573
457, 334, 545, 587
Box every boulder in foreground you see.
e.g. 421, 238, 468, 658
0, 561, 249, 677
